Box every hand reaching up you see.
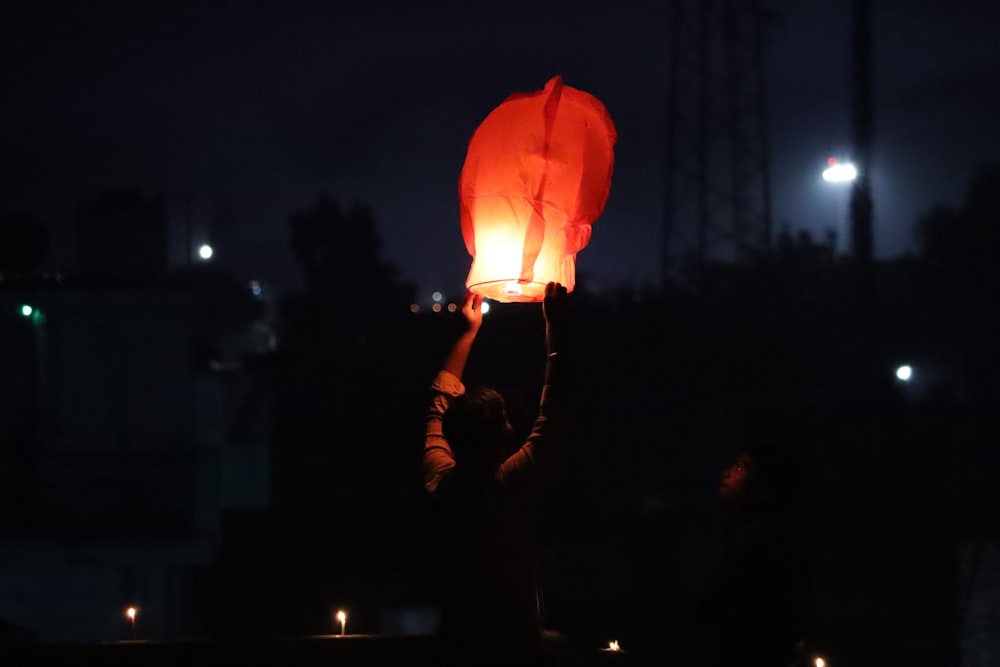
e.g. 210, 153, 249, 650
460, 291, 485, 335
542, 282, 568, 353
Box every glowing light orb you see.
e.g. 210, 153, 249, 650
822, 159, 858, 183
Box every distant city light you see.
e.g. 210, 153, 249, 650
895, 365, 913, 382
432, 291, 443, 303
198, 244, 214, 260
20, 304, 33, 317
481, 301, 491, 315
432, 303, 442, 313
409, 304, 419, 313
822, 158, 858, 183
447, 303, 457, 312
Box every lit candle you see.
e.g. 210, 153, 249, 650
336, 610, 347, 636
126, 606, 137, 638
608, 640, 620, 652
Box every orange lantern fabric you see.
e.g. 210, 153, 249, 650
459, 75, 616, 302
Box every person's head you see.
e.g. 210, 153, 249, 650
442, 386, 516, 471
720, 444, 800, 512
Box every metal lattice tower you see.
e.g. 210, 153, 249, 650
663, 0, 774, 287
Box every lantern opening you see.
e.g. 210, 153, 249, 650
467, 279, 546, 302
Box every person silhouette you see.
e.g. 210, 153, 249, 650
422, 282, 569, 663
705, 444, 810, 667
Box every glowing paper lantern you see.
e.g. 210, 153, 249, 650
459, 75, 616, 302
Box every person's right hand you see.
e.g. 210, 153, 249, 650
542, 282, 568, 331
460, 291, 485, 334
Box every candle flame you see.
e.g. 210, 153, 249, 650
126, 607, 136, 620
815, 658, 825, 667
336, 610, 346, 623
609, 640, 620, 652
504, 281, 523, 296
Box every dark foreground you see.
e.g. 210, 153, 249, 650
0, 634, 640, 667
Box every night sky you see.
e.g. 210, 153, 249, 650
2, 0, 999, 300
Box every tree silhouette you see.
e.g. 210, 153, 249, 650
288, 195, 412, 311
917, 163, 1000, 280
914, 163, 1000, 398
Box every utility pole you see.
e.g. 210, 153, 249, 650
850, 0, 874, 277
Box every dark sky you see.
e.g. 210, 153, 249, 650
2, 0, 998, 302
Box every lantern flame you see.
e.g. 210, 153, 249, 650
609, 640, 620, 651
460, 76, 616, 302
126, 607, 136, 620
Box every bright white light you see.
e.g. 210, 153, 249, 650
198, 244, 214, 260
822, 162, 858, 183
815, 657, 826, 667
504, 281, 523, 297
20, 304, 33, 317
895, 365, 913, 382
481, 301, 491, 315
432, 291, 443, 303
126, 606, 137, 620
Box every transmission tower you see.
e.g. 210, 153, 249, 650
663, 0, 774, 287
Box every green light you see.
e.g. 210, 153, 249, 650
20, 304, 33, 317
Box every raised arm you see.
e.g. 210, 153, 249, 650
443, 292, 484, 380
423, 292, 484, 493
499, 282, 569, 484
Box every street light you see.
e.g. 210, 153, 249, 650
822, 157, 857, 183
821, 157, 859, 254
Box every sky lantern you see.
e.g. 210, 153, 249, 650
459, 75, 616, 302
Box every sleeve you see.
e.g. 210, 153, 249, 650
497, 356, 566, 487
422, 369, 465, 494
